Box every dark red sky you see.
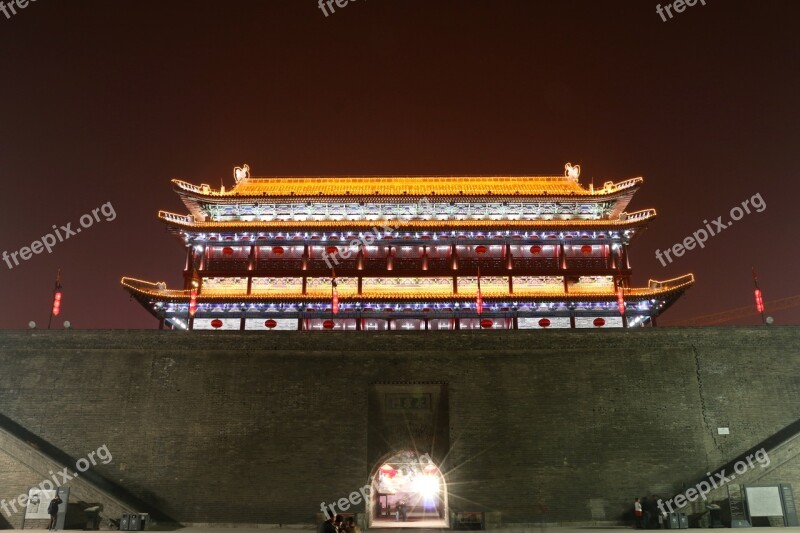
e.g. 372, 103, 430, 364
1, 0, 798, 329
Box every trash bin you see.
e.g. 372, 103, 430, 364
707, 504, 724, 528
84, 506, 101, 530
678, 512, 689, 529
664, 512, 680, 529
120, 514, 130, 531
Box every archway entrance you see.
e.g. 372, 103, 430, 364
367, 450, 448, 529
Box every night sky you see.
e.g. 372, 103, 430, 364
1, 0, 798, 329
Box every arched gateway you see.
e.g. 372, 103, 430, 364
367, 450, 448, 529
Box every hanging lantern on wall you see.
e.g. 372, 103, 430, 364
222, 246, 234, 256
593, 318, 606, 327
211, 319, 224, 329
538, 318, 551, 328
265, 319, 277, 329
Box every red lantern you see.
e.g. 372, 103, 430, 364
222, 246, 234, 256
379, 464, 397, 478
52, 291, 62, 317
332, 289, 339, 315
265, 319, 277, 329
538, 318, 551, 328
530, 245, 542, 255
475, 245, 488, 255
754, 289, 764, 313
325, 246, 338, 254
323, 319, 335, 329
616, 287, 625, 315
272, 246, 284, 255
480, 318, 493, 329
189, 288, 198, 317
593, 318, 606, 327
581, 245, 592, 255
211, 319, 223, 329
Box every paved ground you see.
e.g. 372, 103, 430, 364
163, 527, 800, 533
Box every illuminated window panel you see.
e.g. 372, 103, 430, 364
569, 276, 615, 294
306, 277, 357, 296
251, 277, 303, 295
304, 318, 357, 331
518, 317, 571, 329
575, 316, 623, 328
193, 318, 240, 330
257, 245, 304, 259
244, 318, 298, 331
428, 319, 454, 330
201, 277, 248, 294
511, 276, 564, 293
362, 278, 453, 295
511, 244, 559, 257
362, 319, 389, 331
460, 318, 512, 330
457, 276, 509, 294
390, 319, 424, 331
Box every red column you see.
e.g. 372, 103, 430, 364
185, 246, 194, 271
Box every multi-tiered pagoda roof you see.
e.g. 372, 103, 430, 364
122, 164, 693, 330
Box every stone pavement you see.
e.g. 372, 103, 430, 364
165, 527, 800, 533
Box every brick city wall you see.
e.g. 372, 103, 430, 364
0, 327, 798, 527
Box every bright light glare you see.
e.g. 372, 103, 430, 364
413, 475, 440, 498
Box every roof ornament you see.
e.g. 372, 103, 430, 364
234, 163, 250, 184
564, 162, 580, 181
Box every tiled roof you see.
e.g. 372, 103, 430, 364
121, 275, 694, 302
172, 176, 643, 198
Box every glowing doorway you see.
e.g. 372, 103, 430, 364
367, 450, 448, 529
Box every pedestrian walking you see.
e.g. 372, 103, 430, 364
634, 497, 643, 529
47, 493, 62, 531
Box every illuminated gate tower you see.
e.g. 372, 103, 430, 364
122, 163, 694, 331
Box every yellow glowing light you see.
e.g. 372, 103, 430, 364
413, 475, 440, 498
